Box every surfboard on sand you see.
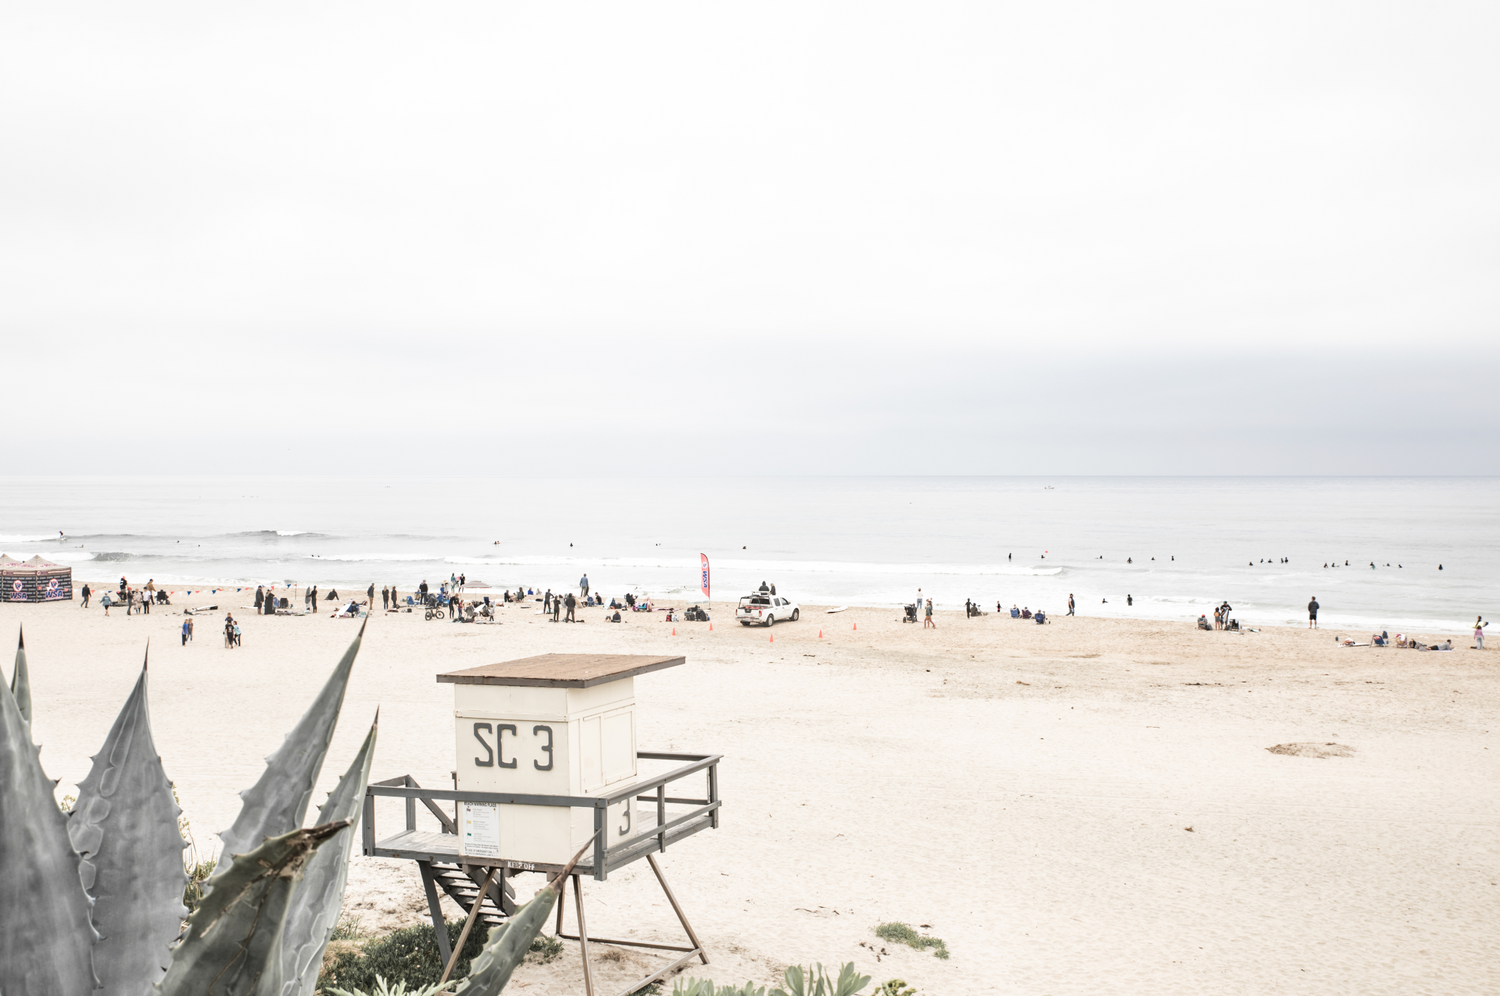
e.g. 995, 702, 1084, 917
826, 606, 848, 614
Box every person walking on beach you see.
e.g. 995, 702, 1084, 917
924, 598, 935, 628
1067, 593, 1075, 616
181, 619, 191, 646
1308, 596, 1320, 629
1476, 616, 1487, 649
81, 583, 91, 608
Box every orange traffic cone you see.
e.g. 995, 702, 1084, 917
769, 633, 774, 643
672, 628, 676, 636
853, 622, 857, 631
818, 629, 823, 638
709, 622, 713, 631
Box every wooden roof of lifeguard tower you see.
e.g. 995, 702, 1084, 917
436, 653, 686, 688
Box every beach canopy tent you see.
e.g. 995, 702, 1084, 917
2, 554, 73, 603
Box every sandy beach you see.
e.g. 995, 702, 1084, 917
5, 592, 1496, 995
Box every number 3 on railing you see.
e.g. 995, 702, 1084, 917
618, 801, 631, 836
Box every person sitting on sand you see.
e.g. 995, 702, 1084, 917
1021, 607, 1032, 619
1010, 604, 1020, 618
1034, 610, 1047, 624
1198, 614, 1212, 630
610, 610, 622, 623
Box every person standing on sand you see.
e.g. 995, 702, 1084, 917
565, 592, 576, 622
182, 619, 191, 646
580, 574, 589, 599
367, 583, 375, 609
1476, 616, 1487, 649
381, 586, 388, 610
1308, 596, 1319, 629
80, 583, 91, 608
924, 598, 935, 628
255, 586, 264, 614
1067, 593, 1075, 616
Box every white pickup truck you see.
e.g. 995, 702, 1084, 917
736, 590, 800, 626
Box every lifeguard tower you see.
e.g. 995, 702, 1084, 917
362, 654, 721, 996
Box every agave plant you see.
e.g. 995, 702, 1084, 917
0, 625, 556, 996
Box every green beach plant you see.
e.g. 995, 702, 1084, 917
873, 922, 949, 959
772, 963, 872, 996
320, 920, 497, 992
672, 980, 766, 996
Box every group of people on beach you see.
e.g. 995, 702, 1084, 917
90, 577, 169, 616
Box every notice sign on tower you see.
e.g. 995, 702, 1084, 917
462, 801, 500, 858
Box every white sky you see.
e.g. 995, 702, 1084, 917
3, 3, 1496, 474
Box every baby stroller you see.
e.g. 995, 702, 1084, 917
902, 604, 919, 623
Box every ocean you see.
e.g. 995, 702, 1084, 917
1, 476, 1494, 633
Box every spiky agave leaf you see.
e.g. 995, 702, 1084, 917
157, 822, 349, 996
215, 623, 363, 875
10, 627, 31, 726
450, 837, 593, 996
0, 664, 99, 995
280, 713, 378, 996
69, 652, 189, 996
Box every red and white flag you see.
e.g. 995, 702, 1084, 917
699, 554, 711, 599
